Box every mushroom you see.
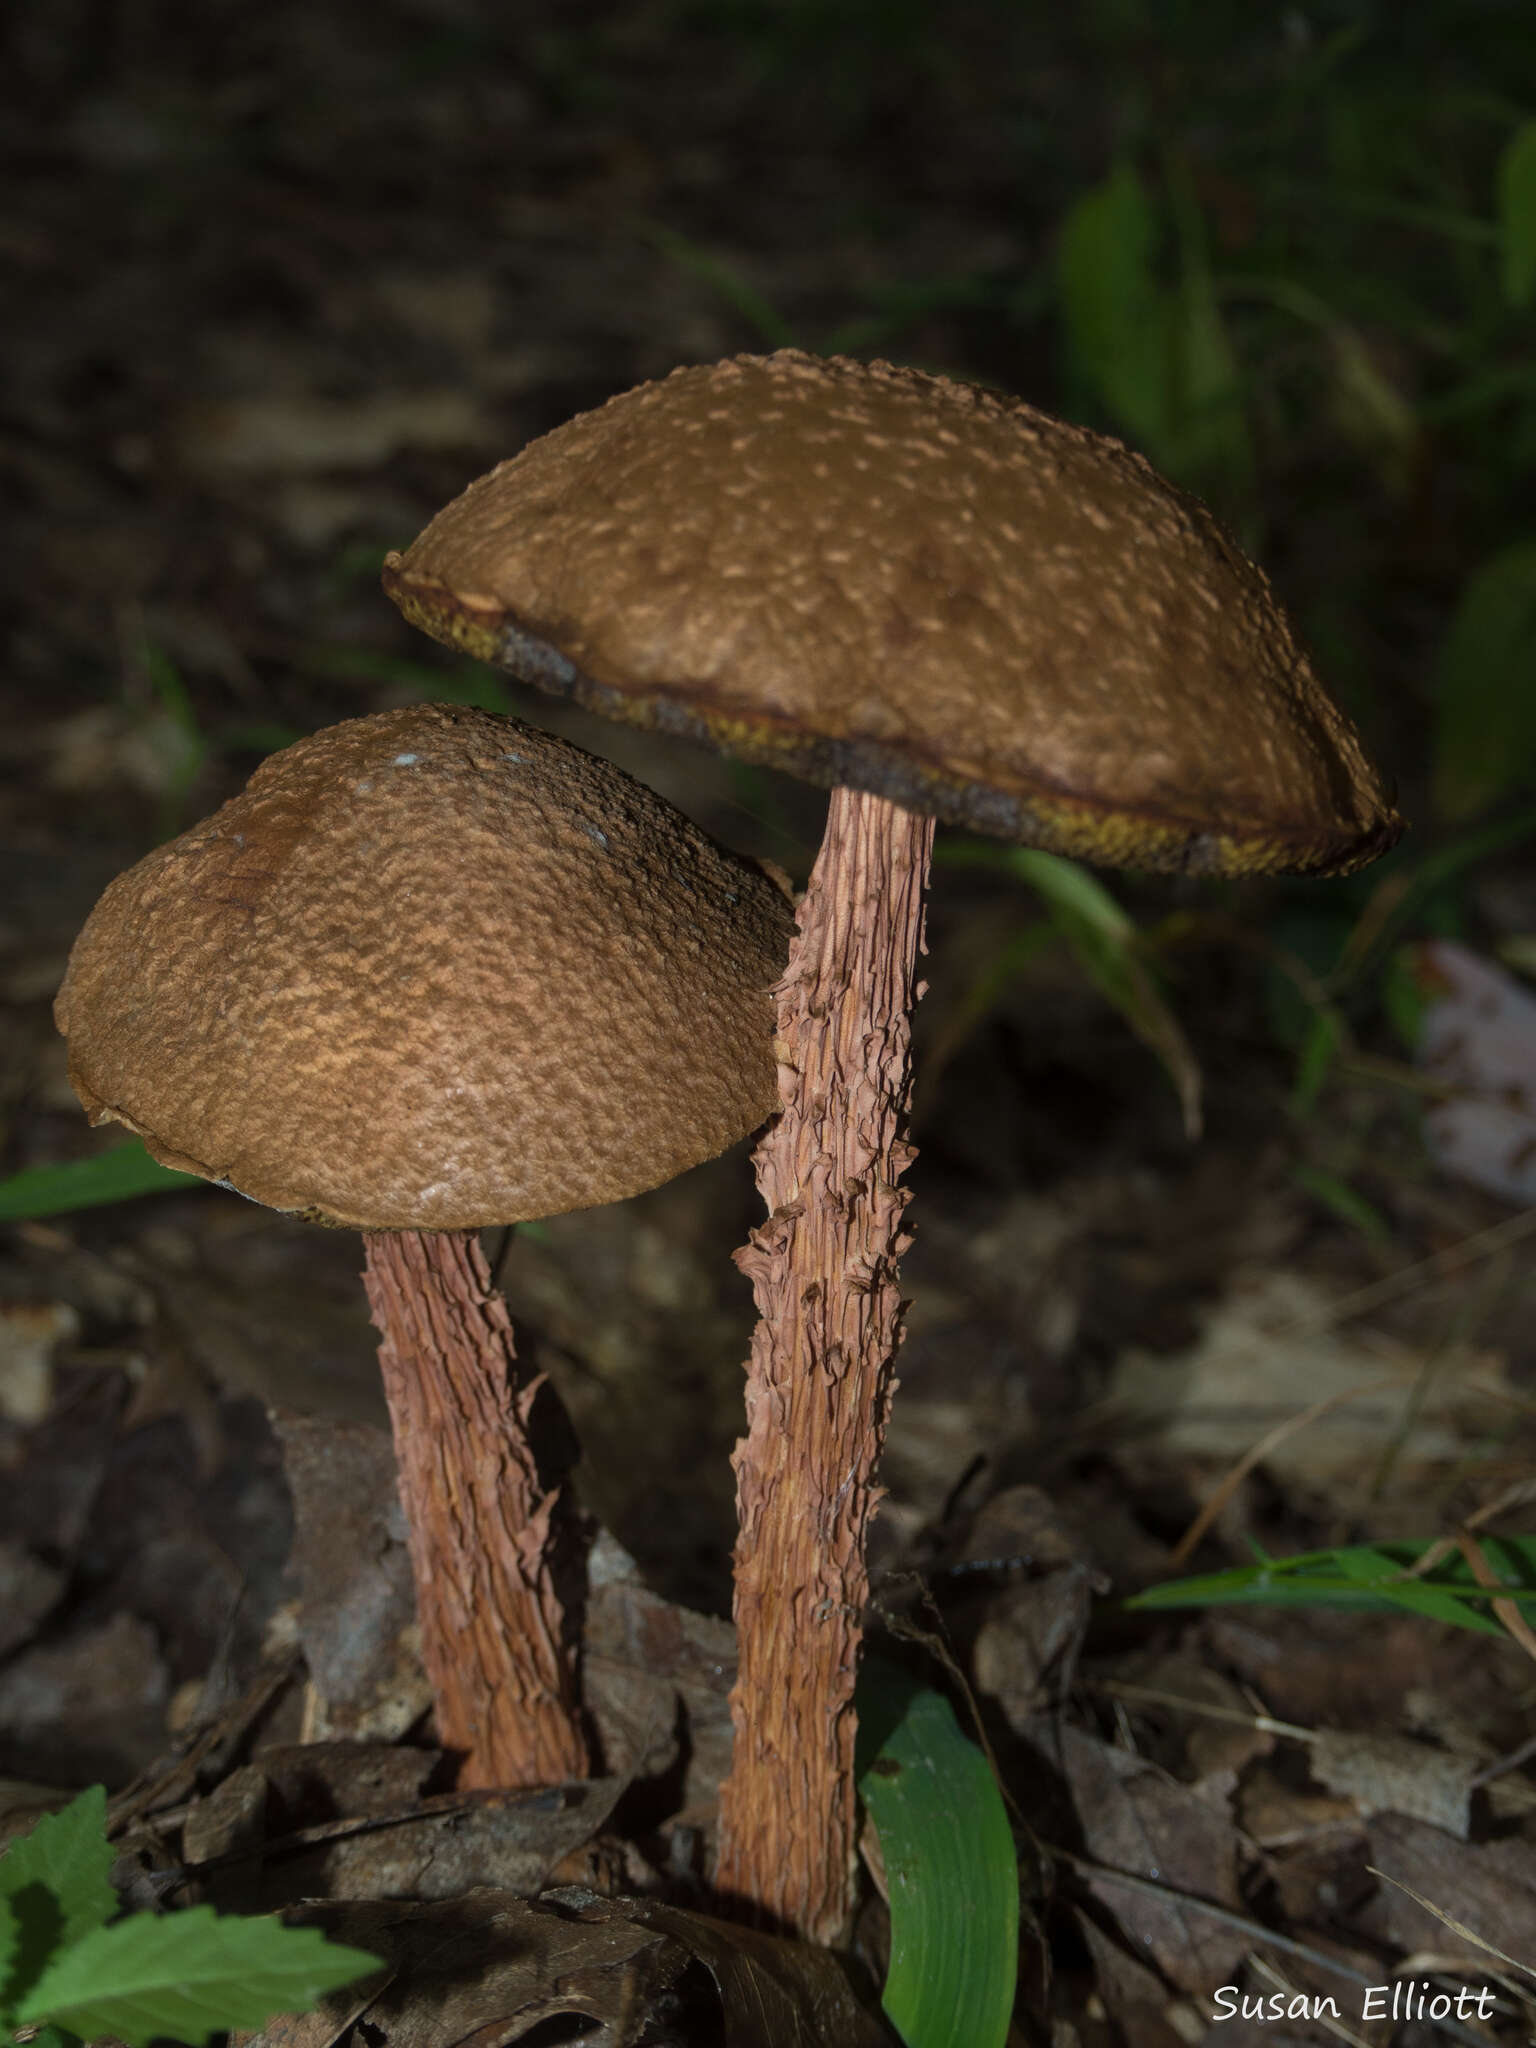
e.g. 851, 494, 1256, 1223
54, 702, 794, 1790
381, 350, 1404, 1936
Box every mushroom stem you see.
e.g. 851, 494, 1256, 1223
717, 785, 934, 1945
362, 1227, 590, 1789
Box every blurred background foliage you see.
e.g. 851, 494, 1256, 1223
4, 0, 1535, 1206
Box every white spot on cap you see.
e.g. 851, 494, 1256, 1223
393, 752, 420, 766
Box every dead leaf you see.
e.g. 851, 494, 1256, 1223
0, 1610, 168, 1783
271, 1410, 431, 1745
1358, 1813, 1536, 1967
583, 1531, 735, 1822
0, 1539, 66, 1656
1106, 1273, 1503, 1485
1056, 1725, 1248, 1996
230, 1886, 885, 2048
175, 390, 487, 475
1309, 1730, 1475, 1841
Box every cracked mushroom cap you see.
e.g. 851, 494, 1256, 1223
384, 349, 1401, 880
54, 706, 794, 1231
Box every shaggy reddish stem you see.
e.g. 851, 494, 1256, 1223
362, 1228, 589, 1789
716, 785, 934, 1945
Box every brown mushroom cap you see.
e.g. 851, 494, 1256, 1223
384, 350, 1401, 879
54, 706, 793, 1231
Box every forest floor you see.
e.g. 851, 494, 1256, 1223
2, 4, 1534, 2042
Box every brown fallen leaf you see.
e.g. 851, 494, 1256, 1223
1357, 1813, 1536, 1967
1309, 1730, 1476, 1841
1054, 1725, 1248, 1996
230, 1886, 886, 2048
956, 1486, 1103, 1728
583, 1531, 736, 1825
272, 1411, 431, 1745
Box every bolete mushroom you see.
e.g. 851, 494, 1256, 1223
54, 702, 794, 1790
381, 351, 1404, 1937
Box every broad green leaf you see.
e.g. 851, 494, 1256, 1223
1498, 118, 1536, 309
17, 1906, 380, 2048
1056, 163, 1171, 456
1432, 539, 1536, 822
0, 1143, 202, 1220
856, 1659, 1017, 2048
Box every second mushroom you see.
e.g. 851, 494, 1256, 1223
54, 703, 794, 1791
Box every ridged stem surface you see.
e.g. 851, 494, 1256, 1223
716, 785, 933, 1944
362, 1227, 589, 1788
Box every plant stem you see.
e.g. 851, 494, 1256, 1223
716, 785, 933, 1944
362, 1227, 589, 1788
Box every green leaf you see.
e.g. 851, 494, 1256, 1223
0, 1788, 117, 2016
1163, 163, 1254, 503
1292, 1165, 1392, 1248
1016, 848, 1202, 1138
1290, 1007, 1344, 1116
16, 1906, 380, 2048
1432, 539, 1536, 822
0, 1143, 203, 1221
0, 1892, 19, 2008
935, 841, 1202, 1134
1498, 118, 1536, 310
1056, 163, 1171, 456
857, 1659, 1017, 2048
1128, 1539, 1536, 1636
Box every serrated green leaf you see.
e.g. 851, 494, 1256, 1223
0, 1891, 19, 2008
0, 1143, 202, 1220
1432, 539, 1536, 822
16, 1906, 380, 2048
1498, 118, 1536, 310
856, 1660, 1017, 2048
0, 1787, 117, 2014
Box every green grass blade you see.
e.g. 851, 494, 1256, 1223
0, 1144, 203, 1220
856, 1659, 1017, 2048
16, 1906, 380, 2048
1128, 1539, 1536, 1636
